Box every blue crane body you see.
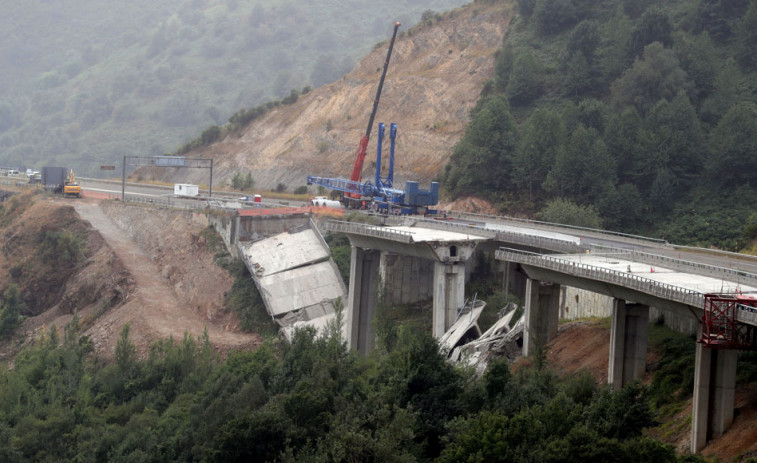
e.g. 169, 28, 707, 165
307, 123, 439, 214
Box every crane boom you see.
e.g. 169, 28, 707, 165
348, 21, 401, 187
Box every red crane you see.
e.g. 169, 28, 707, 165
347, 21, 401, 200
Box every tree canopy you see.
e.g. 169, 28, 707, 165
442, 0, 757, 249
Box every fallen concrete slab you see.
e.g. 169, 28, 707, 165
238, 220, 347, 340
443, 302, 524, 375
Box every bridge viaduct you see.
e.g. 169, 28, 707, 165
326, 213, 757, 453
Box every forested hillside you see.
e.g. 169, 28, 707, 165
0, 0, 468, 176
441, 0, 757, 249
0, 316, 711, 462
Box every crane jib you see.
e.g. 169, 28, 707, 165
364, 21, 401, 141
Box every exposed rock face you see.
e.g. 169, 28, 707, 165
145, 3, 512, 192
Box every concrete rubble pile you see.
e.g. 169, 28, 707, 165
441, 302, 524, 375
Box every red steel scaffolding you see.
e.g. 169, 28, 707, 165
700, 293, 757, 350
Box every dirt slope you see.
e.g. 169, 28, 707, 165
0, 194, 259, 360
73, 200, 260, 357
143, 2, 513, 191
547, 321, 757, 462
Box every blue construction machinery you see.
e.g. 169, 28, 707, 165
307, 122, 439, 214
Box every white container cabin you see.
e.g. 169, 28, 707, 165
174, 183, 199, 197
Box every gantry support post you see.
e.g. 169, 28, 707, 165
345, 246, 381, 355
432, 262, 466, 338
691, 341, 737, 453
523, 278, 560, 357
608, 300, 649, 389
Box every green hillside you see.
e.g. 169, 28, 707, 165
0, 316, 707, 462
441, 0, 757, 249
0, 0, 469, 176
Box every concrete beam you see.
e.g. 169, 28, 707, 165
523, 279, 560, 357
691, 343, 737, 453
519, 264, 702, 318
433, 262, 466, 338
608, 300, 649, 389
346, 246, 380, 355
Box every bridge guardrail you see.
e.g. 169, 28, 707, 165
407, 216, 590, 253
590, 247, 757, 289
450, 210, 667, 247
496, 248, 757, 326
496, 247, 703, 306
408, 218, 497, 237
672, 244, 757, 264
324, 220, 414, 243
0, 179, 36, 188
122, 195, 207, 211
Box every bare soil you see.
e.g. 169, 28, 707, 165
73, 199, 260, 357
141, 1, 514, 192
0, 194, 259, 360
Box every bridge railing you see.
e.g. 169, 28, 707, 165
736, 303, 757, 325
0, 178, 37, 188
449, 210, 667, 247
496, 248, 757, 326
589, 247, 757, 289
401, 216, 592, 253
122, 195, 207, 210
323, 220, 414, 243
496, 247, 703, 306
404, 217, 496, 237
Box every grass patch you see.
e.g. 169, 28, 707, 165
220, 259, 278, 337
0, 191, 35, 228
374, 300, 433, 352
647, 321, 697, 408
210, 227, 276, 338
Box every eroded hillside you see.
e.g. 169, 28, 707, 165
0, 192, 259, 360
143, 2, 512, 191
0, 192, 132, 360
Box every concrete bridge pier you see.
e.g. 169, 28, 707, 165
691, 343, 737, 453
380, 254, 433, 306
432, 262, 466, 337
608, 300, 649, 389
500, 260, 527, 300
346, 246, 381, 355
523, 278, 561, 357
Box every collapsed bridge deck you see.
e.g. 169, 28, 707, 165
237, 221, 347, 340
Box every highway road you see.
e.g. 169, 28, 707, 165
77, 177, 757, 280
79, 178, 308, 208
442, 211, 757, 279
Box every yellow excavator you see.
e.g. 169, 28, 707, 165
63, 169, 82, 198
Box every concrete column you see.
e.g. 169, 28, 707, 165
432, 262, 465, 338
523, 279, 560, 357
608, 300, 649, 389
691, 343, 737, 453
500, 261, 526, 300
379, 254, 433, 306
346, 246, 380, 355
